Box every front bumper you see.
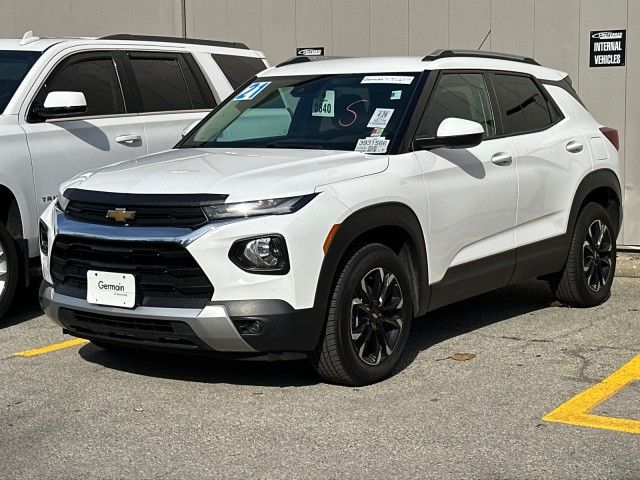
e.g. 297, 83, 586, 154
40, 282, 323, 355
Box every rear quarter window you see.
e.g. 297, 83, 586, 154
492, 73, 556, 135
212, 54, 267, 89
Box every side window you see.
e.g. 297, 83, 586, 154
34, 55, 125, 117
211, 54, 267, 89
492, 74, 554, 135
417, 73, 496, 138
127, 53, 207, 113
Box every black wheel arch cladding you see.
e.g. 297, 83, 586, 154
315, 202, 429, 321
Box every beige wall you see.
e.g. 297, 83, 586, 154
0, 0, 637, 244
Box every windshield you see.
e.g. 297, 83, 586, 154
181, 73, 422, 154
0, 51, 41, 113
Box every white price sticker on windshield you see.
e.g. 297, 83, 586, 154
312, 90, 335, 117
367, 108, 394, 128
361, 75, 414, 84
355, 137, 390, 154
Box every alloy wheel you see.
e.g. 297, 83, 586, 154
582, 219, 613, 292
350, 267, 404, 366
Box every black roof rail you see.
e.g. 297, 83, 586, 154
423, 49, 540, 66
100, 34, 249, 50
276, 55, 348, 68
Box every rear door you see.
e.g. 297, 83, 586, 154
21, 51, 147, 218
412, 71, 518, 297
121, 51, 216, 153
490, 73, 591, 253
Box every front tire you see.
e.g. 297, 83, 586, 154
311, 244, 413, 386
0, 222, 19, 321
553, 202, 616, 307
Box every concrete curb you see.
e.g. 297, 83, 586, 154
616, 253, 640, 278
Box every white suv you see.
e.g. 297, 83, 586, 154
39, 50, 622, 385
0, 32, 268, 318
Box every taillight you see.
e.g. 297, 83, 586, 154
600, 127, 619, 151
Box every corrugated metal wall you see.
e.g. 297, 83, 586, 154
0, 0, 637, 245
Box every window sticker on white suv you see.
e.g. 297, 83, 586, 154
355, 137, 390, 154
367, 108, 394, 128
234, 81, 271, 101
311, 90, 335, 117
361, 75, 414, 84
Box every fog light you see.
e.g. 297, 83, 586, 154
230, 235, 289, 274
248, 320, 262, 334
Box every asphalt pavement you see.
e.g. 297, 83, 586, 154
0, 277, 638, 479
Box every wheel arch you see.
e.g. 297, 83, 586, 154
568, 169, 622, 239
314, 202, 430, 320
0, 184, 24, 240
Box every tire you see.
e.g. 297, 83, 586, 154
311, 243, 413, 386
552, 202, 616, 307
0, 222, 19, 321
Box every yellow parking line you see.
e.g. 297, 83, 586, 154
14, 338, 89, 357
543, 354, 640, 435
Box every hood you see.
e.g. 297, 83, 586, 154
62, 148, 388, 202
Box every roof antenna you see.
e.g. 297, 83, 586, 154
19, 31, 40, 46
477, 29, 491, 50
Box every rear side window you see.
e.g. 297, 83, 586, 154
38, 55, 125, 117
492, 74, 554, 135
417, 73, 496, 138
212, 54, 266, 89
127, 53, 207, 113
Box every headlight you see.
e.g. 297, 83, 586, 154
56, 194, 69, 212
39, 220, 49, 254
229, 235, 289, 274
203, 194, 316, 221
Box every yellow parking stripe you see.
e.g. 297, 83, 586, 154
543, 354, 640, 434
14, 338, 89, 357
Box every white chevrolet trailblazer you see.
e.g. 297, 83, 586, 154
40, 50, 622, 385
0, 32, 268, 318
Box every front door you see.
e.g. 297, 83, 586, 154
412, 72, 518, 306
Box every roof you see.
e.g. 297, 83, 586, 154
0, 35, 258, 55
260, 55, 568, 82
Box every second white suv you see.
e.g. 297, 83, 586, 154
0, 32, 268, 318
40, 50, 621, 385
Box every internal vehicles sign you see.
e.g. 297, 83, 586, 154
590, 30, 626, 67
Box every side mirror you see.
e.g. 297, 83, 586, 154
181, 120, 201, 138
413, 117, 484, 150
40, 91, 87, 119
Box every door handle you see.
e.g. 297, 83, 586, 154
566, 141, 584, 153
115, 134, 142, 145
491, 152, 513, 166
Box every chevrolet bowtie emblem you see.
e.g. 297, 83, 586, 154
106, 208, 136, 223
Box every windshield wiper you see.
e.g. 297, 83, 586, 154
264, 141, 328, 149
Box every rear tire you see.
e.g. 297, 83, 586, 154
0, 222, 19, 321
311, 244, 413, 386
552, 202, 616, 307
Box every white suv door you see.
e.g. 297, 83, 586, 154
122, 51, 216, 153
20, 51, 147, 217
412, 72, 518, 285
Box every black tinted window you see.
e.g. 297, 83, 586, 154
0, 51, 40, 112
418, 73, 496, 138
46, 56, 124, 116
212, 54, 266, 89
493, 74, 553, 135
129, 54, 205, 112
